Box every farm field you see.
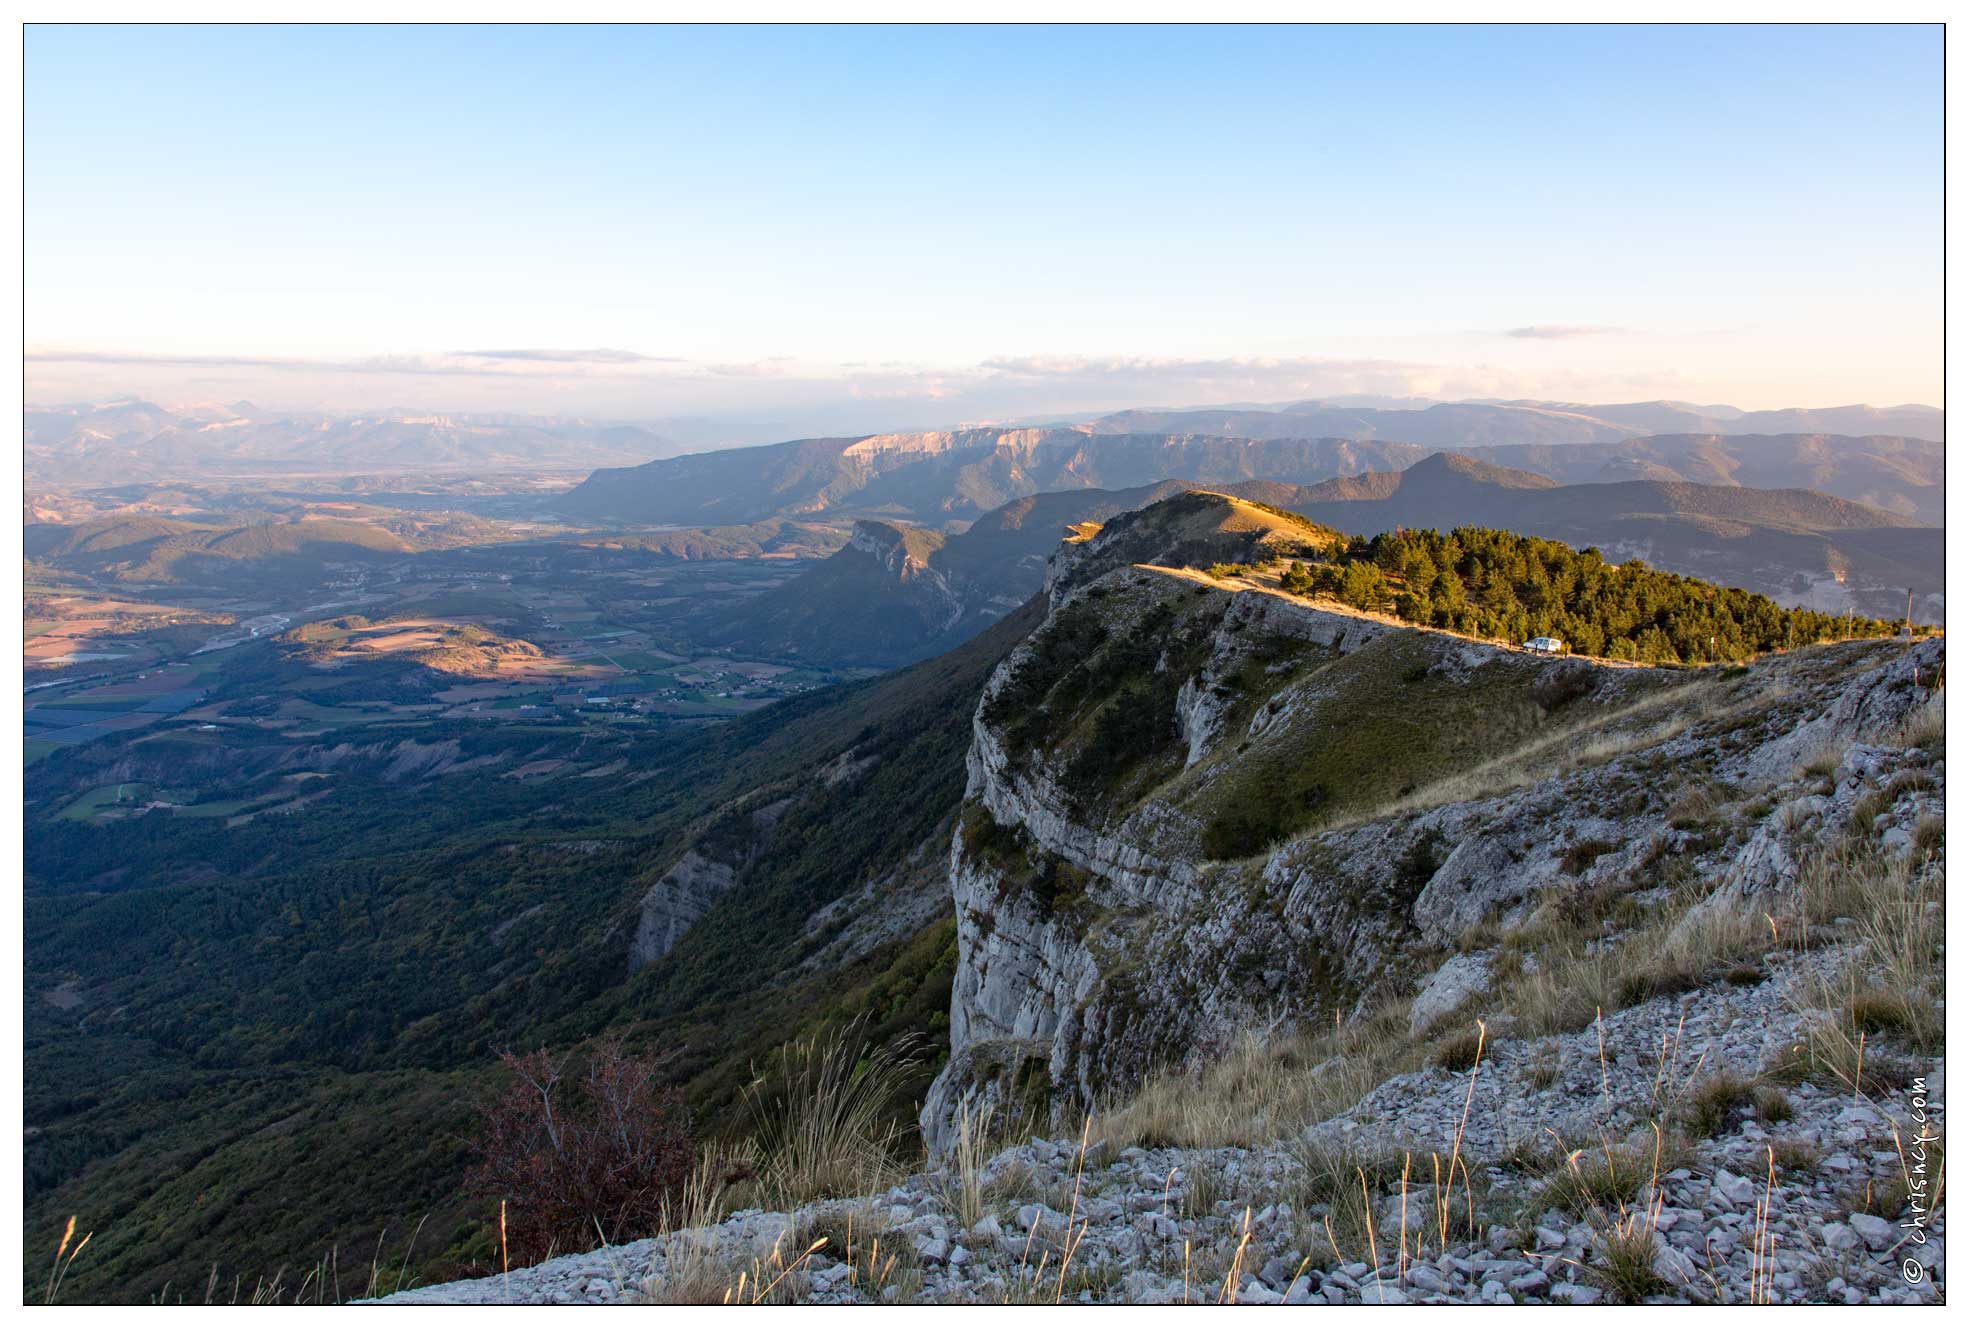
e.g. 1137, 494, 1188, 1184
21, 520, 861, 783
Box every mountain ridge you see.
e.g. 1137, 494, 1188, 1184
558, 427, 1943, 528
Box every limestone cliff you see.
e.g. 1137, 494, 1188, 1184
628, 799, 791, 973
922, 497, 1944, 1151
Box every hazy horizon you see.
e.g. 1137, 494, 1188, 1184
23, 368, 1945, 454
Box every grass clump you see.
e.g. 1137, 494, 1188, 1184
1847, 1172, 1911, 1222
1666, 782, 1723, 829
1752, 1086, 1793, 1124
1682, 1072, 1755, 1138
1892, 694, 1944, 752
1429, 1024, 1489, 1071
1844, 987, 1940, 1048
1286, 1139, 1411, 1264
1591, 1212, 1666, 1304
784, 1206, 922, 1300
1910, 814, 1944, 857
742, 1019, 921, 1210
1787, 842, 1944, 1079
1180, 1152, 1230, 1220
1524, 1045, 1562, 1090
1796, 739, 1848, 783
1531, 1131, 1691, 1219
939, 1098, 1030, 1229
1096, 1004, 1415, 1151
1559, 838, 1618, 876
1767, 1138, 1822, 1178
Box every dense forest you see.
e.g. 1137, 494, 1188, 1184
23, 605, 1039, 1301
1268, 525, 1904, 663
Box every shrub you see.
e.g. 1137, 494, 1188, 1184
1391, 831, 1447, 898
1530, 664, 1595, 713
466, 1037, 695, 1266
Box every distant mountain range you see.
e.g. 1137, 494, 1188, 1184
712, 458, 1941, 667
1086, 398, 1945, 446
27, 395, 1943, 505
25, 400, 679, 483
1439, 434, 1944, 524
560, 424, 1944, 527
557, 429, 1427, 526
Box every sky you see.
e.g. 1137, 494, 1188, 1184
24, 23, 1943, 434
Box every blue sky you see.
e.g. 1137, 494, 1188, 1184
25, 23, 1942, 426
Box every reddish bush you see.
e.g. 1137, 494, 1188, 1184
466, 1037, 693, 1264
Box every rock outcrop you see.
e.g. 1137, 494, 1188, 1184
628, 799, 791, 973
921, 516, 1945, 1151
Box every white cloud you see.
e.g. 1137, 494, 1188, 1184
1500, 325, 1626, 340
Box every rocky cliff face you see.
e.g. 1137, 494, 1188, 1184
921, 520, 1944, 1152
846, 521, 965, 631
628, 799, 791, 973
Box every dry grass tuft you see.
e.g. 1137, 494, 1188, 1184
1524, 1045, 1562, 1090
1796, 738, 1848, 783
1592, 1211, 1666, 1304
1529, 1131, 1691, 1219
1682, 1072, 1755, 1138
1286, 1138, 1409, 1264
1892, 694, 1944, 751
940, 1099, 1002, 1230
1428, 1025, 1489, 1071
1179, 1152, 1230, 1220
1666, 781, 1724, 829
1788, 843, 1944, 1081
1911, 814, 1945, 858
1095, 1004, 1415, 1150
1767, 1138, 1822, 1177
741, 1019, 921, 1210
